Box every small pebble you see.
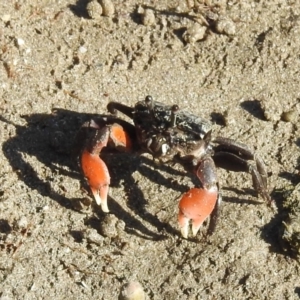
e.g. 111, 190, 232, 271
281, 109, 298, 123
87, 0, 103, 20
99, 0, 115, 17
183, 23, 206, 44
260, 97, 283, 122
119, 281, 146, 300
142, 9, 155, 26
99, 214, 119, 237
215, 17, 236, 36
86, 228, 104, 245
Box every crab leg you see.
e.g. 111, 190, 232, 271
80, 120, 132, 212
178, 157, 220, 238
212, 137, 272, 204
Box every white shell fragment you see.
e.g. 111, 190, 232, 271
119, 281, 146, 300
16, 38, 25, 47
17, 216, 28, 229
183, 23, 207, 44
79, 46, 87, 54
87, 0, 103, 20
99, 0, 115, 17
1, 14, 11, 22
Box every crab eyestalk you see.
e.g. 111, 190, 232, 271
145, 95, 153, 110
170, 104, 179, 128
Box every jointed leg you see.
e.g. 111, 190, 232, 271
212, 137, 271, 204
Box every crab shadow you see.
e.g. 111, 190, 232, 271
240, 99, 266, 121
259, 189, 291, 257
259, 175, 300, 260
1, 109, 190, 240
219, 184, 298, 259
68, 0, 91, 19
260, 138, 300, 259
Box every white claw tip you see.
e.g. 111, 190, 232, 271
180, 225, 189, 239
192, 224, 201, 237
92, 188, 109, 212
94, 193, 102, 206
100, 200, 109, 213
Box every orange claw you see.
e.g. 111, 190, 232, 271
80, 122, 132, 212
81, 149, 110, 212
178, 187, 218, 239
110, 123, 132, 151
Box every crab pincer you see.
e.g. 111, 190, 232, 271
178, 154, 221, 239
178, 187, 218, 239
80, 121, 132, 212
81, 149, 110, 212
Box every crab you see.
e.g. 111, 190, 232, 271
78, 95, 272, 238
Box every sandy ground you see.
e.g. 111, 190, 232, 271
1, 1, 300, 299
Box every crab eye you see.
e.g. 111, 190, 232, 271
172, 105, 179, 112
145, 95, 153, 108
145, 95, 153, 103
